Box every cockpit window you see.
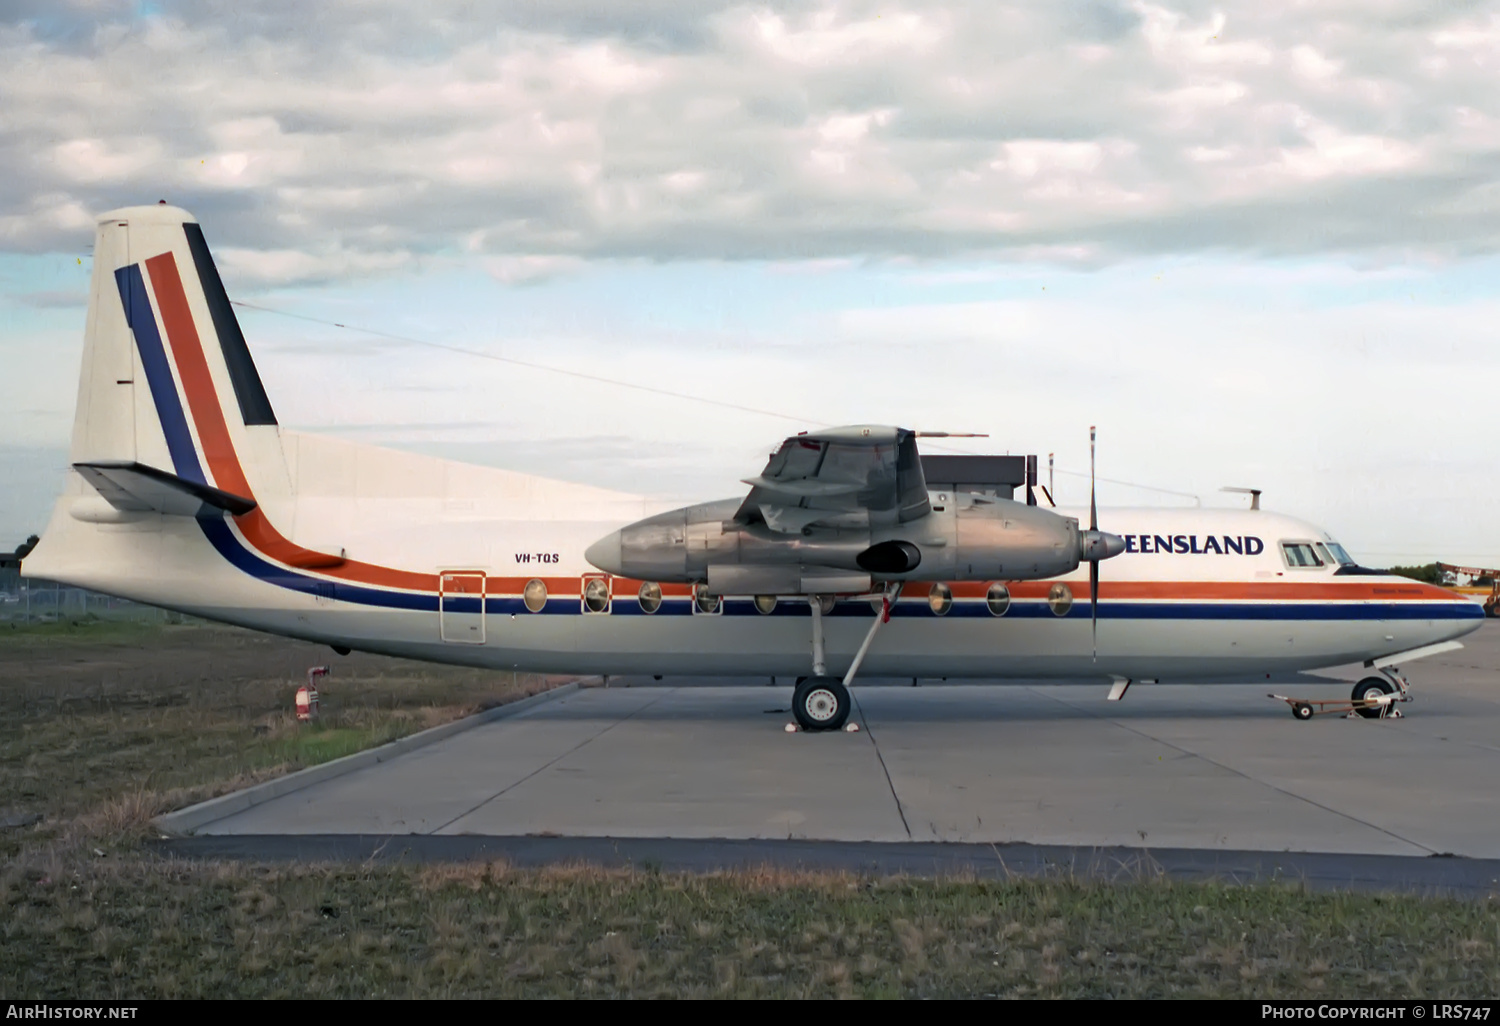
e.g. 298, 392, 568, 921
1281, 542, 1324, 568
1325, 542, 1355, 566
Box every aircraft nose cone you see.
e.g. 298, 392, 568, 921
1081, 530, 1126, 562
585, 530, 623, 575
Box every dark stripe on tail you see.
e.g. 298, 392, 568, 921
183, 222, 277, 426
114, 265, 207, 485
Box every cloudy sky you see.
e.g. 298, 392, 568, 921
2, 1, 1498, 565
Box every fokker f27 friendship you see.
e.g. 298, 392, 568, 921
22, 205, 1485, 730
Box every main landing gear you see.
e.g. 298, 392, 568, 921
791, 583, 902, 732
792, 676, 851, 731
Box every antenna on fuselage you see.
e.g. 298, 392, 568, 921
1222, 486, 1262, 511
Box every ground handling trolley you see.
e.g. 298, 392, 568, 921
1269, 690, 1408, 721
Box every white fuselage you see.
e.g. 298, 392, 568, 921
27, 440, 1484, 682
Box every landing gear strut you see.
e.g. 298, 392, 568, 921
793, 583, 902, 732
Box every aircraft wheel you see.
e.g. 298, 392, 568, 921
1293, 702, 1314, 721
793, 676, 850, 732
1352, 676, 1394, 719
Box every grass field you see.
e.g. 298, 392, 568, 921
3, 620, 1499, 998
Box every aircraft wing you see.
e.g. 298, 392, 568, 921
734, 426, 930, 533
75, 460, 257, 517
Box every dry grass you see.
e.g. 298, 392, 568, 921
3, 621, 1500, 998
0, 619, 553, 859
6, 858, 1500, 998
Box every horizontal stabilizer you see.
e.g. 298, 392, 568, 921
75, 461, 257, 517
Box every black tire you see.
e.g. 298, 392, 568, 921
792, 676, 850, 731
1352, 676, 1394, 719
1293, 703, 1314, 721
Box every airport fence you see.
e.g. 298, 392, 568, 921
0, 568, 192, 625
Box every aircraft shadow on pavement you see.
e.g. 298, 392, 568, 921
525, 675, 1372, 725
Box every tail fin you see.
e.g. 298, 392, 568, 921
25, 204, 292, 586
69, 204, 279, 492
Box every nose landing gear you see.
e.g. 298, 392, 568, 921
1350, 674, 1403, 720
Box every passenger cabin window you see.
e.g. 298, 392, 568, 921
582, 577, 611, 614
1281, 542, 1324, 569
523, 579, 547, 613
693, 585, 722, 615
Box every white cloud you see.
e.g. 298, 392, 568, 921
482, 254, 586, 285
217, 245, 414, 286
0, 2, 1495, 278
745, 7, 945, 65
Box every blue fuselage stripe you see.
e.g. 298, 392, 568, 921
198, 517, 439, 611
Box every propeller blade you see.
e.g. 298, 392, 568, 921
1090, 426, 1098, 661
1091, 559, 1099, 662
1089, 425, 1097, 533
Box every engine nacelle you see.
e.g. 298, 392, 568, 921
585, 493, 1115, 594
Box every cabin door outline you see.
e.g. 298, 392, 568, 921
439, 571, 487, 644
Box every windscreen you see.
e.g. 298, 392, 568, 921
1325, 542, 1355, 566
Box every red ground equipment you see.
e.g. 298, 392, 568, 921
296, 666, 328, 722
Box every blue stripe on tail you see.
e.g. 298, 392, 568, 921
115, 264, 206, 485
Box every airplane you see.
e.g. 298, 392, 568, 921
20, 203, 1486, 732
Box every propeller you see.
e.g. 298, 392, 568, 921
1090, 425, 1099, 661
1078, 426, 1124, 661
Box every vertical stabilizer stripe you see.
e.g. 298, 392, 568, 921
183, 223, 277, 426
114, 265, 206, 485
145, 252, 253, 497
144, 250, 440, 594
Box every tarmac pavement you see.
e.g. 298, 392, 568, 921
174, 623, 1500, 869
